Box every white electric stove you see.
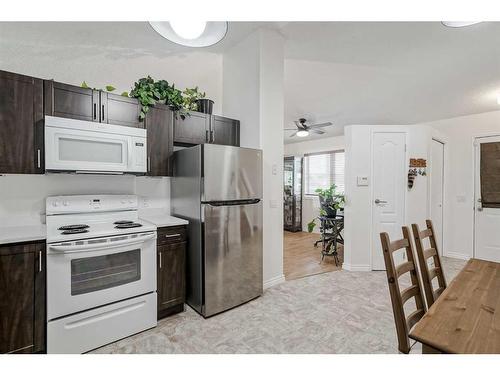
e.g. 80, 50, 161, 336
45, 194, 157, 354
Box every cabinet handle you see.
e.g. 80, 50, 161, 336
39, 250, 42, 273
93, 103, 97, 120
101, 104, 105, 121
159, 252, 162, 269
165, 234, 181, 238
147, 157, 151, 172
211, 130, 214, 143
37, 149, 41, 169
206, 130, 209, 142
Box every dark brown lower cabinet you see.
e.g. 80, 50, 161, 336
0, 241, 45, 354
157, 226, 186, 319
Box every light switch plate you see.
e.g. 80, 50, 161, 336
272, 164, 278, 175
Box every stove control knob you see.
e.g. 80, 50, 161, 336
121, 199, 126, 204
52, 201, 59, 207
63, 200, 69, 206
129, 199, 134, 204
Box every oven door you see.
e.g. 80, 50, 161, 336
46, 232, 156, 320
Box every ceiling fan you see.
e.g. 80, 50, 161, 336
284, 118, 333, 138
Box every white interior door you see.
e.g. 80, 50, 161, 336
474, 136, 500, 262
372, 132, 406, 270
430, 140, 444, 255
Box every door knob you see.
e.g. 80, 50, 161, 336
374, 199, 387, 204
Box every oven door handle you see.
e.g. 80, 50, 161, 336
49, 232, 156, 253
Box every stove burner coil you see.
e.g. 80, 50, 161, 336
61, 229, 90, 235
58, 224, 90, 231
115, 223, 143, 229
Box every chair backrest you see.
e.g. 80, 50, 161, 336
380, 227, 427, 354
411, 220, 447, 307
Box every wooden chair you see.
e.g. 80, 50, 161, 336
411, 220, 447, 307
380, 227, 427, 354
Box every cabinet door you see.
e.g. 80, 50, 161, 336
44, 81, 99, 122
173, 111, 209, 145
0, 242, 45, 354
102, 92, 143, 128
211, 115, 240, 146
0, 71, 44, 174
157, 242, 185, 314
146, 105, 173, 176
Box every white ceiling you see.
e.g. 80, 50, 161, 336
281, 22, 500, 143
1, 22, 499, 144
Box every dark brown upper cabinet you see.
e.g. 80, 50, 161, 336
101, 91, 143, 128
44, 81, 142, 128
0, 70, 44, 174
211, 115, 240, 146
173, 111, 210, 146
44, 81, 98, 122
145, 104, 174, 177
0, 241, 46, 354
173, 112, 240, 147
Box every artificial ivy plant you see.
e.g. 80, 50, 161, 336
182, 86, 206, 111
129, 76, 185, 120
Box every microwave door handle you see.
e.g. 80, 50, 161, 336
49, 232, 156, 253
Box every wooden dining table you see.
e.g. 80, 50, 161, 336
409, 258, 500, 354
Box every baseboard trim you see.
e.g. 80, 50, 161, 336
263, 274, 286, 289
444, 251, 471, 261
342, 263, 371, 272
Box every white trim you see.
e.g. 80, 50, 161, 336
342, 263, 371, 272
444, 251, 471, 261
263, 274, 285, 289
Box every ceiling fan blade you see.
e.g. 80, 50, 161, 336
308, 122, 333, 129
294, 120, 305, 129
310, 129, 325, 135
289, 131, 298, 138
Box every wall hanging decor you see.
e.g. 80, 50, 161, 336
408, 158, 427, 189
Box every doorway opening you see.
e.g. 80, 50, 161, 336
283, 150, 345, 280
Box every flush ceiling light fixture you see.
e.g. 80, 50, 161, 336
149, 21, 228, 47
441, 21, 483, 28
296, 129, 309, 137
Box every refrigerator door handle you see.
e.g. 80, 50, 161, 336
204, 199, 261, 207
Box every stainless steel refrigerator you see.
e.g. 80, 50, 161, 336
171, 144, 263, 317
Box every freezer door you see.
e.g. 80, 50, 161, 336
203, 144, 262, 202
203, 200, 263, 317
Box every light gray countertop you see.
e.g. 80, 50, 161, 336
0, 224, 47, 245
139, 210, 188, 228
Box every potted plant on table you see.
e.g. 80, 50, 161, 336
307, 184, 345, 232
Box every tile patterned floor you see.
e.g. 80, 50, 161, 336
92, 257, 466, 354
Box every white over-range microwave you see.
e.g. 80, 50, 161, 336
45, 116, 147, 174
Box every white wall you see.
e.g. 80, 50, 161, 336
420, 110, 500, 260
343, 125, 432, 271
0, 41, 223, 114
284, 135, 345, 232
0, 174, 170, 227
223, 29, 285, 288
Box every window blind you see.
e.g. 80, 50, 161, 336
303, 150, 345, 194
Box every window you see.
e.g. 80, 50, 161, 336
303, 150, 345, 195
